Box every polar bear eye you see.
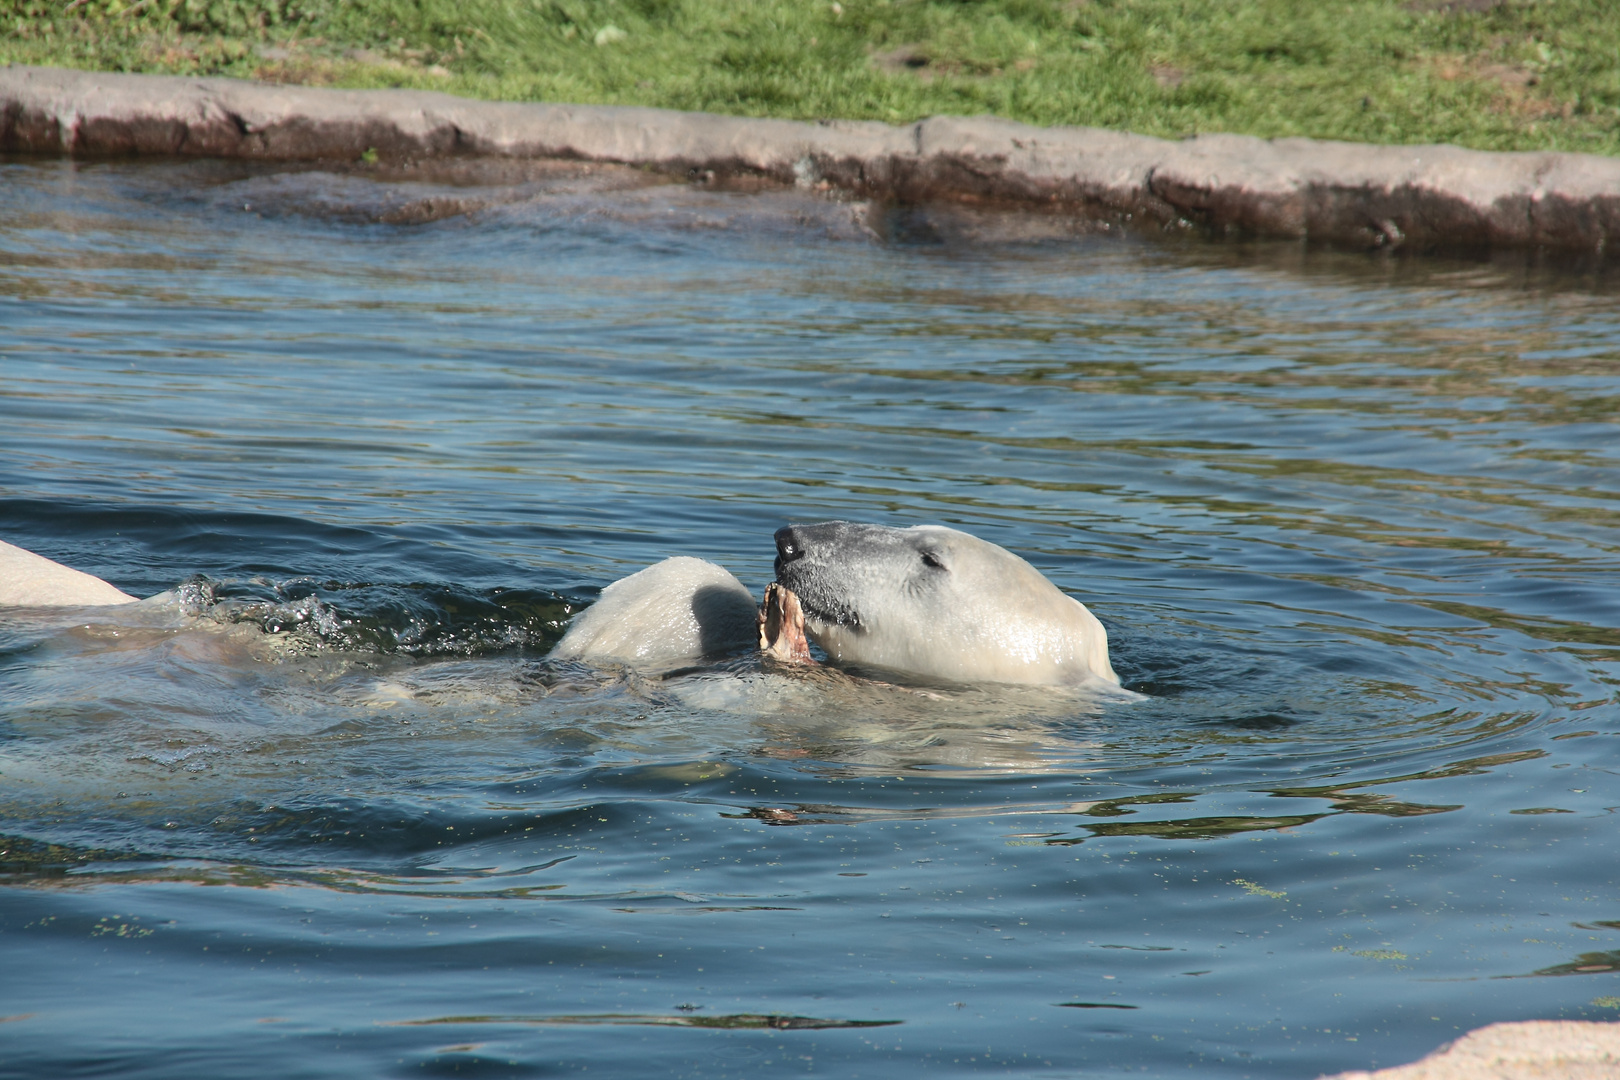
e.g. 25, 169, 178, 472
920, 551, 946, 570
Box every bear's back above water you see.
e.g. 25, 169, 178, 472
549, 556, 758, 668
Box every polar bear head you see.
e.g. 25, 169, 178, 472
773, 521, 1117, 687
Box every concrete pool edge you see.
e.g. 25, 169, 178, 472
4, 63, 1619, 254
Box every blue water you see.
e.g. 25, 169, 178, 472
1, 157, 1618, 1079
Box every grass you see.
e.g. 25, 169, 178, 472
4, 0, 1619, 155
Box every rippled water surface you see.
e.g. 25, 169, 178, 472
1, 159, 1618, 1079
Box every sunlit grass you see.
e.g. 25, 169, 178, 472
4, 0, 1618, 154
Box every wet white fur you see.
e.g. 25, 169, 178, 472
0, 539, 138, 607
549, 556, 758, 668
785, 524, 1117, 687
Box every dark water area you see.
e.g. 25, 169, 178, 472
1, 158, 1617, 1079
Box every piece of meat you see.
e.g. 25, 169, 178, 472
758, 582, 814, 664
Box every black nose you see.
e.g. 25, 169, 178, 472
774, 525, 806, 567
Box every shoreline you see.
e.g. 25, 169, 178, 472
3, 64, 1618, 255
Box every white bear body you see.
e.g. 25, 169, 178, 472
549, 556, 758, 668
0, 539, 138, 607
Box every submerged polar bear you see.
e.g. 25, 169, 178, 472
2, 521, 1117, 687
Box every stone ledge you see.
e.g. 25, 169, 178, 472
3, 64, 1617, 252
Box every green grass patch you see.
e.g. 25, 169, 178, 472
4, 0, 1618, 154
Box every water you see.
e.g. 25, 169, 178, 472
1, 157, 1617, 1079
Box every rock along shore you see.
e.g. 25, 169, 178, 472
4, 64, 1620, 253
1319, 1019, 1620, 1080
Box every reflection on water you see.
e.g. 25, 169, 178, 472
0, 158, 1617, 1080
1520, 952, 1620, 979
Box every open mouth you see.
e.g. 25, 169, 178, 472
773, 547, 861, 630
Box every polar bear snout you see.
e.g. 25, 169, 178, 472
772, 521, 880, 631
773, 525, 809, 569
774, 521, 867, 574
774, 521, 886, 576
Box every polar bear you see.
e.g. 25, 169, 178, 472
1, 522, 1118, 688
772, 521, 1117, 687
552, 522, 1117, 686
0, 539, 139, 607
549, 555, 758, 668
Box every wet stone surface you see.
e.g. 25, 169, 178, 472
3, 65, 1619, 253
